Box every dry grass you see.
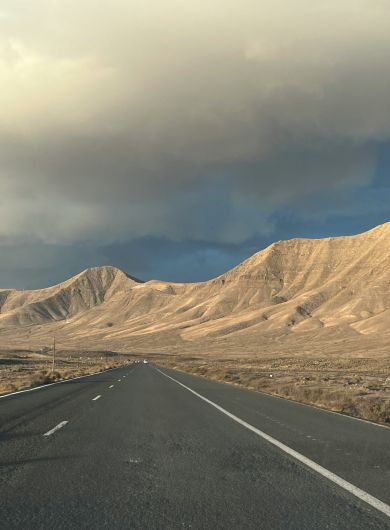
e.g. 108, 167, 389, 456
1, 348, 389, 425
0, 349, 136, 395
155, 354, 390, 425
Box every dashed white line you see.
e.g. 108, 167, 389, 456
43, 420, 68, 437
118, 379, 121, 382
0, 365, 123, 400
92, 395, 101, 401
109, 385, 114, 389
155, 367, 390, 519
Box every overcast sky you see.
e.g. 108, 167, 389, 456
1, 0, 390, 288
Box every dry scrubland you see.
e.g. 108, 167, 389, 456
0, 349, 135, 395
1, 345, 388, 426
156, 353, 390, 425
1, 223, 390, 424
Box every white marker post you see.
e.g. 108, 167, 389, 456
52, 336, 56, 373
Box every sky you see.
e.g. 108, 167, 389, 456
0, 0, 390, 288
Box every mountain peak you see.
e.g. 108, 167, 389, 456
66, 265, 142, 286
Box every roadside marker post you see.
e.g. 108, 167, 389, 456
52, 336, 56, 373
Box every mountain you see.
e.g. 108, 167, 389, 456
1, 222, 390, 351
0, 266, 141, 327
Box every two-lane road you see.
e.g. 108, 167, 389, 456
0, 362, 389, 529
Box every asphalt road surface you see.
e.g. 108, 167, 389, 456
0, 362, 389, 529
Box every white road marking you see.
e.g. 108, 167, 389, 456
258, 385, 389, 430
0, 365, 124, 400
109, 385, 114, 389
92, 395, 101, 401
155, 367, 390, 519
43, 420, 68, 437
118, 379, 121, 382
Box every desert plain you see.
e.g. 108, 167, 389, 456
1, 222, 389, 424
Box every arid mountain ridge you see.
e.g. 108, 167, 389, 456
1, 222, 390, 351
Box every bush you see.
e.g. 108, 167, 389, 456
29, 370, 61, 387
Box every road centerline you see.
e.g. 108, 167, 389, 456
43, 420, 69, 437
154, 366, 390, 519
92, 395, 101, 401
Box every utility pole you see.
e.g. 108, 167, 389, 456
52, 336, 56, 373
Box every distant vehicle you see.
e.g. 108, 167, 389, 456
143, 359, 148, 364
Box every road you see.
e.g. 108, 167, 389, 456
0, 362, 389, 529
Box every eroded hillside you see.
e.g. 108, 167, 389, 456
1, 222, 390, 351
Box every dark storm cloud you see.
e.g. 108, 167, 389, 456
0, 0, 390, 285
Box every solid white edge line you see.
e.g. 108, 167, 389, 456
155, 367, 390, 519
243, 380, 390, 430
0, 365, 126, 400
92, 395, 101, 401
1, 363, 138, 401
166, 366, 389, 430
43, 420, 69, 436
